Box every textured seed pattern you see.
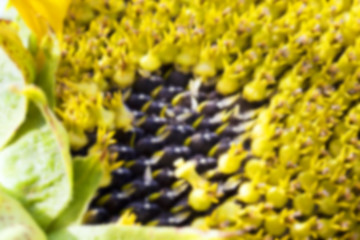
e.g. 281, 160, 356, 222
87, 73, 257, 227
57, 0, 360, 239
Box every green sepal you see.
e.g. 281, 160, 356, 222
0, 101, 73, 229
0, 187, 47, 240
34, 47, 58, 109
49, 225, 233, 240
0, 23, 35, 149
48, 155, 103, 231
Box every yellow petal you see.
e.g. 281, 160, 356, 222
10, 0, 71, 40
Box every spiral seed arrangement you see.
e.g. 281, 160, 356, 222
56, 0, 360, 239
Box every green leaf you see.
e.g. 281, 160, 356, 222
49, 225, 233, 240
0, 188, 47, 240
0, 24, 35, 149
48, 155, 103, 231
35, 49, 58, 109
2, 5, 58, 109
0, 102, 73, 229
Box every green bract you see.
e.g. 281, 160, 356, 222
0, 101, 73, 229
49, 225, 228, 240
0, 24, 34, 149
48, 155, 103, 231
0, 188, 46, 240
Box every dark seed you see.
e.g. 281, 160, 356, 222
172, 92, 193, 108
85, 207, 110, 224
193, 155, 217, 173
108, 144, 136, 161
189, 131, 220, 155
111, 168, 133, 188
156, 214, 174, 226
197, 92, 208, 102
153, 168, 176, 186
132, 110, 145, 120
207, 91, 222, 100
163, 107, 198, 123
200, 101, 219, 116
126, 93, 151, 110
199, 82, 215, 93
196, 117, 222, 132
220, 128, 237, 138
131, 127, 146, 143
173, 109, 200, 124
90, 187, 111, 208
160, 64, 173, 75
126, 158, 156, 176
157, 212, 194, 226
167, 71, 192, 87
124, 179, 160, 199
102, 191, 131, 213
170, 196, 191, 214
209, 172, 229, 182
220, 123, 246, 138
212, 138, 232, 157
155, 86, 184, 102
114, 127, 145, 145
219, 177, 242, 200
185, 112, 201, 124
144, 101, 168, 115
228, 115, 249, 125
156, 146, 192, 168
134, 75, 164, 94
164, 105, 189, 117
161, 124, 195, 145
129, 201, 161, 223
243, 138, 252, 150
237, 97, 267, 113
135, 136, 165, 156
150, 188, 188, 209
138, 116, 167, 134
